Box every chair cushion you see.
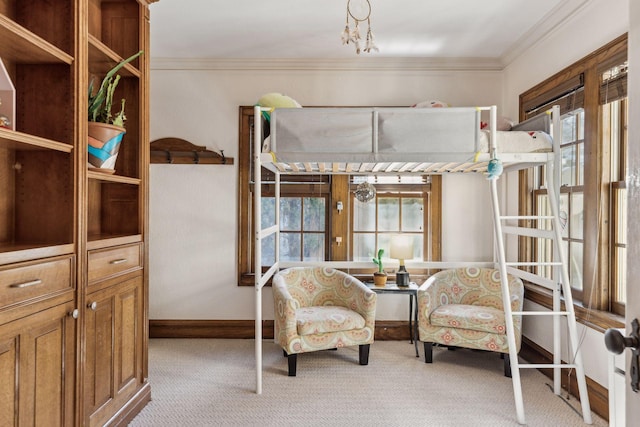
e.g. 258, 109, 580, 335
296, 306, 366, 336
430, 304, 506, 335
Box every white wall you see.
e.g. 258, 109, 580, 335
149, 68, 502, 320
502, 0, 629, 390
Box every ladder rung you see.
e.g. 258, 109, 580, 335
499, 215, 555, 220
502, 225, 554, 239
515, 363, 579, 369
512, 311, 570, 316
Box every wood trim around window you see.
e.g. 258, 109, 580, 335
519, 34, 627, 318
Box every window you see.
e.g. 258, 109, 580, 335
237, 106, 441, 285
519, 35, 627, 316
261, 195, 328, 264
352, 179, 426, 263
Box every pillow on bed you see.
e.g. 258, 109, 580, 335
412, 100, 450, 108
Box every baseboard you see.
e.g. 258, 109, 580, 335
520, 337, 609, 422
149, 319, 412, 341
107, 382, 151, 427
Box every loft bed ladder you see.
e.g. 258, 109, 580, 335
490, 105, 592, 425
253, 106, 281, 395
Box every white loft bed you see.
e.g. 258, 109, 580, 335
252, 105, 592, 425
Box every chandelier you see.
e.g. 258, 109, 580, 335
354, 182, 376, 203
341, 0, 378, 54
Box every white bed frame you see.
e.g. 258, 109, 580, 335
252, 105, 593, 425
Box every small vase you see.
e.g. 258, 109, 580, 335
87, 121, 125, 172
373, 272, 387, 287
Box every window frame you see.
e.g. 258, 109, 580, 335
518, 34, 627, 326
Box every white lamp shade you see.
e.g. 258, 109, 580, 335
390, 235, 414, 260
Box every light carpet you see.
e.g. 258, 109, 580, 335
129, 339, 606, 427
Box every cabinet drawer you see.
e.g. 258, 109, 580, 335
88, 244, 142, 284
0, 256, 74, 307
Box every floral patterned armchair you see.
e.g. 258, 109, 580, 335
272, 266, 377, 376
417, 267, 524, 376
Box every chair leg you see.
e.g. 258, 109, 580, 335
359, 344, 370, 365
503, 353, 512, 378
287, 353, 297, 377
424, 342, 433, 363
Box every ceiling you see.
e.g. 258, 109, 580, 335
149, 0, 586, 64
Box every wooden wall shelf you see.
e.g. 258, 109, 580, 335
150, 137, 233, 165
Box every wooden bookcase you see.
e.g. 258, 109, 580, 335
0, 1, 150, 425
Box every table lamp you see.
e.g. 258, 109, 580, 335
390, 235, 413, 287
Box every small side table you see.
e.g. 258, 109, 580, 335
367, 282, 419, 357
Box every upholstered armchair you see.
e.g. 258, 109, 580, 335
272, 266, 377, 376
417, 267, 524, 376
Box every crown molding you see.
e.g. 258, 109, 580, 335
500, 0, 592, 67
150, 56, 504, 72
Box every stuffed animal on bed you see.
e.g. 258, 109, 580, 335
256, 92, 302, 122
481, 116, 515, 131
412, 100, 450, 108
256, 92, 302, 140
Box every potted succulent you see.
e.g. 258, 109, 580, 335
87, 50, 143, 172
372, 248, 387, 287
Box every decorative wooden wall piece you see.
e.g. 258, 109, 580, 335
150, 138, 234, 165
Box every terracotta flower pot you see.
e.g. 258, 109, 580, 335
373, 271, 387, 287
87, 122, 125, 172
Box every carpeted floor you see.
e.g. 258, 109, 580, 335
129, 339, 607, 427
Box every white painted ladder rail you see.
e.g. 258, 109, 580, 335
254, 106, 281, 395
489, 169, 592, 424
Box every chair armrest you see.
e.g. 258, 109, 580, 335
417, 276, 452, 325
348, 277, 377, 328
272, 276, 301, 342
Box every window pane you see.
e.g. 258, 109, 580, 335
412, 235, 424, 260
303, 233, 325, 261
617, 188, 627, 245
577, 109, 585, 140
562, 114, 576, 143
303, 197, 325, 231
402, 198, 424, 231
559, 193, 569, 239
261, 234, 275, 266
561, 145, 575, 187
353, 233, 375, 262
570, 241, 583, 291
570, 192, 583, 240
354, 199, 376, 231
280, 197, 301, 231
378, 197, 399, 232
378, 234, 391, 259
577, 142, 584, 186
616, 246, 626, 304
280, 233, 301, 261
261, 197, 275, 229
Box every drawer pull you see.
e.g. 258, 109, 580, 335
109, 259, 127, 265
88, 301, 98, 311
10, 279, 43, 288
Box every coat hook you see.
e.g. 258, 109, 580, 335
221, 150, 226, 164
165, 150, 173, 164
193, 151, 200, 164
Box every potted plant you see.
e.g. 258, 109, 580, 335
372, 248, 387, 287
87, 50, 143, 172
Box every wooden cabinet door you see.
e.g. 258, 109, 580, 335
84, 276, 143, 427
0, 301, 76, 427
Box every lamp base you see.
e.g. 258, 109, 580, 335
396, 270, 410, 287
